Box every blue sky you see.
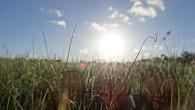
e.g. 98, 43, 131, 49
0, 0, 195, 60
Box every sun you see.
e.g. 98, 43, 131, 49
97, 31, 126, 60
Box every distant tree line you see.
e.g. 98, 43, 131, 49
140, 51, 195, 64
181, 51, 195, 62
160, 51, 195, 63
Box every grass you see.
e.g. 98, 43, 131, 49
0, 30, 194, 109
0, 54, 195, 110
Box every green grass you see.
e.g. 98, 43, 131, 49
0, 56, 195, 110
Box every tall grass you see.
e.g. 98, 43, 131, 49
0, 31, 195, 110
0, 55, 194, 110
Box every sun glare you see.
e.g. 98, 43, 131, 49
97, 31, 126, 60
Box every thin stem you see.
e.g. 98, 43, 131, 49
120, 33, 159, 90
65, 23, 78, 67
41, 29, 49, 58
32, 38, 35, 58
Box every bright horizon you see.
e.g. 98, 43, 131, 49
0, 0, 195, 61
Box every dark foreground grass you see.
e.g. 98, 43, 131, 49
0, 56, 195, 110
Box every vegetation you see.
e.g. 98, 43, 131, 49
0, 51, 195, 110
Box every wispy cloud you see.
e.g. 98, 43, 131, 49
147, 0, 166, 11
108, 6, 132, 25
40, 7, 64, 17
88, 22, 119, 32
139, 17, 146, 22
89, 22, 106, 31
49, 9, 64, 17
108, 0, 166, 24
127, 0, 166, 22
48, 20, 67, 28
128, 1, 157, 18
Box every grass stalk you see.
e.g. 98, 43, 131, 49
41, 29, 49, 59
65, 23, 78, 67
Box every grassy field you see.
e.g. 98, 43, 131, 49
0, 54, 195, 110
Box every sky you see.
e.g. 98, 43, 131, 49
0, 0, 195, 61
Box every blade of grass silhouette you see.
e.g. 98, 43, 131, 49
41, 29, 49, 58
121, 34, 158, 87
113, 34, 159, 105
65, 23, 78, 67
32, 38, 35, 58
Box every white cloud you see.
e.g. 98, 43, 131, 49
123, 16, 132, 25
139, 17, 146, 22
88, 22, 119, 32
89, 22, 106, 31
147, 0, 166, 11
133, 0, 143, 7
127, 0, 166, 22
106, 23, 119, 28
128, 1, 157, 18
48, 20, 67, 28
108, 6, 119, 18
40, 7, 64, 17
49, 9, 64, 17
131, 0, 166, 10
108, 6, 132, 25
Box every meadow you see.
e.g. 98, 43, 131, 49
1, 0, 195, 109
0, 51, 195, 110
